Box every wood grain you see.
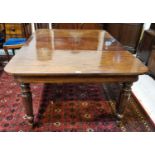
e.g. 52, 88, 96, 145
4, 29, 148, 76
4, 29, 148, 124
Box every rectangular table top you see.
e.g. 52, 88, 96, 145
4, 29, 148, 76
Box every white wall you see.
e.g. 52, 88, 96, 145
143, 23, 151, 30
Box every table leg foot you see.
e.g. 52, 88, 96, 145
23, 114, 34, 126
21, 83, 34, 125
116, 82, 133, 122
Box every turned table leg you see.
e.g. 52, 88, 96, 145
116, 82, 133, 122
20, 83, 34, 125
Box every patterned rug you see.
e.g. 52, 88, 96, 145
0, 70, 154, 132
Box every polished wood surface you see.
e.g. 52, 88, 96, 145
104, 23, 143, 53
137, 30, 155, 65
4, 29, 148, 125
5, 29, 148, 76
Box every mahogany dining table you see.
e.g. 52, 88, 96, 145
4, 29, 148, 125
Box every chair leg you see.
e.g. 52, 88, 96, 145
12, 49, 15, 55
3, 48, 10, 61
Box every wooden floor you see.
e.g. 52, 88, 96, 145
0, 49, 155, 124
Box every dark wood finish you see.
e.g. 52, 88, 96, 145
116, 82, 133, 121
3, 47, 10, 60
23, 23, 32, 38
104, 24, 121, 40
14, 75, 138, 84
20, 83, 34, 125
150, 23, 155, 30
80, 23, 103, 29
119, 24, 143, 52
4, 29, 148, 125
148, 47, 155, 77
52, 23, 77, 29
136, 30, 155, 65
52, 23, 103, 29
34, 23, 49, 29
104, 23, 143, 53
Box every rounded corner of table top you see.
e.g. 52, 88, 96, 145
143, 67, 149, 74
4, 65, 12, 75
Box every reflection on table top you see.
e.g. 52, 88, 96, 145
4, 29, 148, 76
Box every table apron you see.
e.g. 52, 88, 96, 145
14, 75, 138, 83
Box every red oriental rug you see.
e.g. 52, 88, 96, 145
0, 70, 155, 132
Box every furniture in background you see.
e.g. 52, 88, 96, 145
4, 29, 148, 125
0, 24, 5, 48
136, 26, 155, 77
136, 30, 155, 65
4, 23, 32, 40
52, 23, 103, 29
52, 23, 143, 54
148, 46, 155, 77
2, 23, 32, 60
150, 23, 155, 30
0, 24, 6, 66
34, 23, 49, 29
3, 38, 27, 60
104, 23, 143, 53
1, 23, 149, 61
